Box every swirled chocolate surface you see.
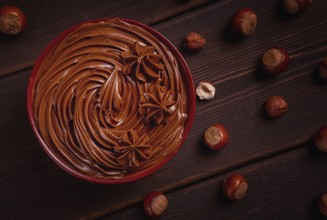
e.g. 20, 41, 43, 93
32, 19, 188, 179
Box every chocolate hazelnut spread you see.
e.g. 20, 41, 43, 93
31, 19, 188, 179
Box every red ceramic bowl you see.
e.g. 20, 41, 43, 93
27, 18, 195, 184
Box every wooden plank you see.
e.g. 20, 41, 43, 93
0, 0, 210, 76
100, 146, 327, 220
1, 0, 327, 219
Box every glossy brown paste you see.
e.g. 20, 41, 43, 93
32, 19, 188, 179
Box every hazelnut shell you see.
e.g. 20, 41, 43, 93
319, 193, 327, 217
283, 0, 312, 14
143, 191, 168, 218
314, 126, 327, 153
262, 48, 289, 75
204, 124, 229, 150
223, 173, 248, 200
265, 95, 289, 118
231, 8, 257, 37
0, 5, 27, 35
319, 58, 327, 80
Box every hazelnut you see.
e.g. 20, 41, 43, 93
262, 48, 289, 75
231, 8, 257, 37
196, 81, 215, 100
265, 96, 288, 118
319, 58, 327, 80
319, 193, 327, 217
182, 32, 206, 53
204, 124, 229, 150
143, 191, 168, 218
314, 126, 327, 153
0, 5, 26, 35
223, 173, 248, 200
283, 0, 312, 14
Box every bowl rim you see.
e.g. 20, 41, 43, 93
26, 17, 195, 184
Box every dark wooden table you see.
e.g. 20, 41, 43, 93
1, 0, 327, 219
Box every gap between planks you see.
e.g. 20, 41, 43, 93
0, 0, 218, 78
85, 138, 311, 220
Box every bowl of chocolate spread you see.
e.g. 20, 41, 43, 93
27, 18, 195, 183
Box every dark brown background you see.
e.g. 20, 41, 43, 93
1, 0, 327, 219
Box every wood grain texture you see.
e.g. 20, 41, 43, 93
0, 0, 210, 76
0, 0, 327, 219
101, 146, 327, 220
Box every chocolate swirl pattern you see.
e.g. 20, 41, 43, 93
32, 19, 188, 179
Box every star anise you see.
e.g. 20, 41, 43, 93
114, 130, 152, 168
121, 42, 164, 82
139, 85, 176, 125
